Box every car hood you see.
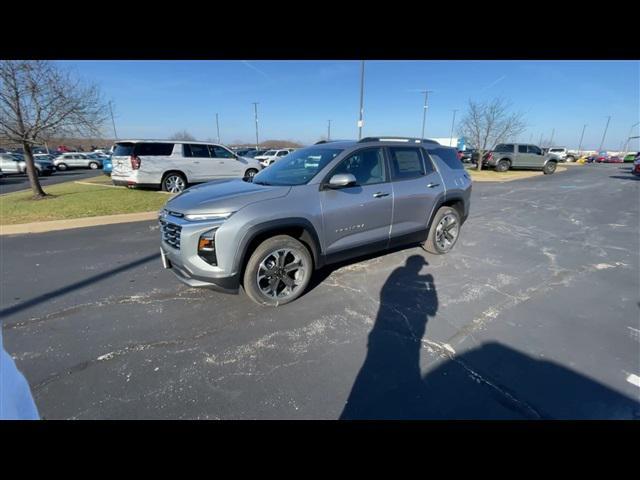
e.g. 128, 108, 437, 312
164, 178, 291, 215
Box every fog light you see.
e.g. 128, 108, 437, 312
198, 229, 217, 265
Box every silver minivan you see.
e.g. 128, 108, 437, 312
110, 140, 263, 193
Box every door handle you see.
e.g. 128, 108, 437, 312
373, 192, 390, 198
427, 183, 440, 188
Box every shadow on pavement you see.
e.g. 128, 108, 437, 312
340, 255, 640, 419
609, 175, 640, 181
0, 252, 159, 319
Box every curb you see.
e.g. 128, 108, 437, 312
0, 211, 158, 236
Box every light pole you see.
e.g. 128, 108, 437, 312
358, 61, 365, 140
549, 128, 555, 146
420, 89, 433, 139
252, 102, 260, 150
577, 124, 587, 155
622, 122, 639, 155
108, 101, 118, 140
598, 115, 611, 152
449, 109, 458, 147
327, 120, 331, 141
539, 133, 543, 146
216, 113, 221, 143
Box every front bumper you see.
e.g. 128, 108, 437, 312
158, 213, 240, 293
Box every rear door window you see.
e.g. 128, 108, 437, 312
495, 144, 515, 153
518, 145, 528, 153
184, 144, 211, 158
388, 147, 426, 180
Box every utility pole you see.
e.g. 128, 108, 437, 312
108, 101, 118, 140
538, 133, 543, 146
529, 133, 533, 143
449, 109, 458, 147
622, 122, 639, 155
327, 120, 331, 141
358, 61, 365, 140
216, 113, 221, 143
252, 102, 260, 150
577, 124, 587, 154
598, 115, 611, 152
420, 89, 433, 139
549, 128, 555, 146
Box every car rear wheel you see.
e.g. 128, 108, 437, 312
565, 156, 575, 163
423, 206, 461, 255
162, 172, 187, 193
495, 160, 510, 172
243, 235, 313, 306
56, 163, 68, 171
543, 161, 557, 174
89, 162, 99, 170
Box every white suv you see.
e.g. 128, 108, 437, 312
255, 148, 294, 167
110, 140, 263, 193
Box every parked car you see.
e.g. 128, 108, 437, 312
602, 156, 623, 163
110, 140, 264, 193
102, 155, 113, 176
623, 152, 638, 162
158, 137, 471, 306
254, 149, 294, 167
53, 152, 103, 171
458, 149, 476, 163
243, 149, 268, 159
234, 148, 256, 156
632, 157, 640, 176
481, 143, 559, 174
0, 153, 55, 176
546, 147, 579, 163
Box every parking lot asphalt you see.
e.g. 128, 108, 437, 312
1, 164, 639, 419
0, 170, 102, 195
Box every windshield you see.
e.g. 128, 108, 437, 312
252, 147, 343, 186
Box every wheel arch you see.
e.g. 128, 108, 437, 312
161, 169, 189, 183
233, 218, 322, 281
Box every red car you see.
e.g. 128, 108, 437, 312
633, 158, 640, 176
604, 156, 623, 163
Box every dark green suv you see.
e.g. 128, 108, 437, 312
484, 143, 558, 174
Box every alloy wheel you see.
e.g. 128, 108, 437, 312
435, 214, 459, 252
256, 249, 306, 299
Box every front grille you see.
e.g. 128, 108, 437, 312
160, 220, 182, 249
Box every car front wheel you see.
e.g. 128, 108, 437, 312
56, 163, 68, 171
89, 162, 99, 169
245, 168, 258, 179
243, 235, 313, 306
423, 206, 461, 255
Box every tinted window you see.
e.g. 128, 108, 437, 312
528, 145, 542, 155
388, 147, 425, 180
430, 147, 462, 170
549, 148, 563, 153
494, 144, 514, 153
331, 148, 386, 186
183, 144, 210, 158
277, 151, 289, 156
130, 143, 174, 156
210, 146, 234, 158
518, 145, 528, 153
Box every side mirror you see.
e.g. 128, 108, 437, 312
327, 173, 356, 188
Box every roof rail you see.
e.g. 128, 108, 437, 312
358, 137, 440, 145
314, 139, 353, 145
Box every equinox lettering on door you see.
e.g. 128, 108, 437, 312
336, 224, 365, 233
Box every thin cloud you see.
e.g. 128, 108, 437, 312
241, 61, 271, 80
481, 75, 506, 92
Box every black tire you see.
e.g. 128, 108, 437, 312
495, 159, 510, 172
89, 162, 99, 170
161, 172, 187, 193
543, 161, 557, 174
423, 206, 461, 255
243, 235, 313, 306
565, 155, 575, 163
56, 163, 68, 171
245, 168, 258, 179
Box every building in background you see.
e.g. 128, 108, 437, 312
429, 137, 466, 150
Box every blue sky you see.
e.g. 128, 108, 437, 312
57, 60, 640, 150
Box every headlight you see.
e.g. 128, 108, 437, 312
198, 228, 218, 265
184, 212, 234, 222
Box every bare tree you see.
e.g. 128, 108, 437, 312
457, 98, 527, 171
169, 130, 196, 141
0, 60, 108, 198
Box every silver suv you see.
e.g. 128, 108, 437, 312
159, 137, 471, 306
